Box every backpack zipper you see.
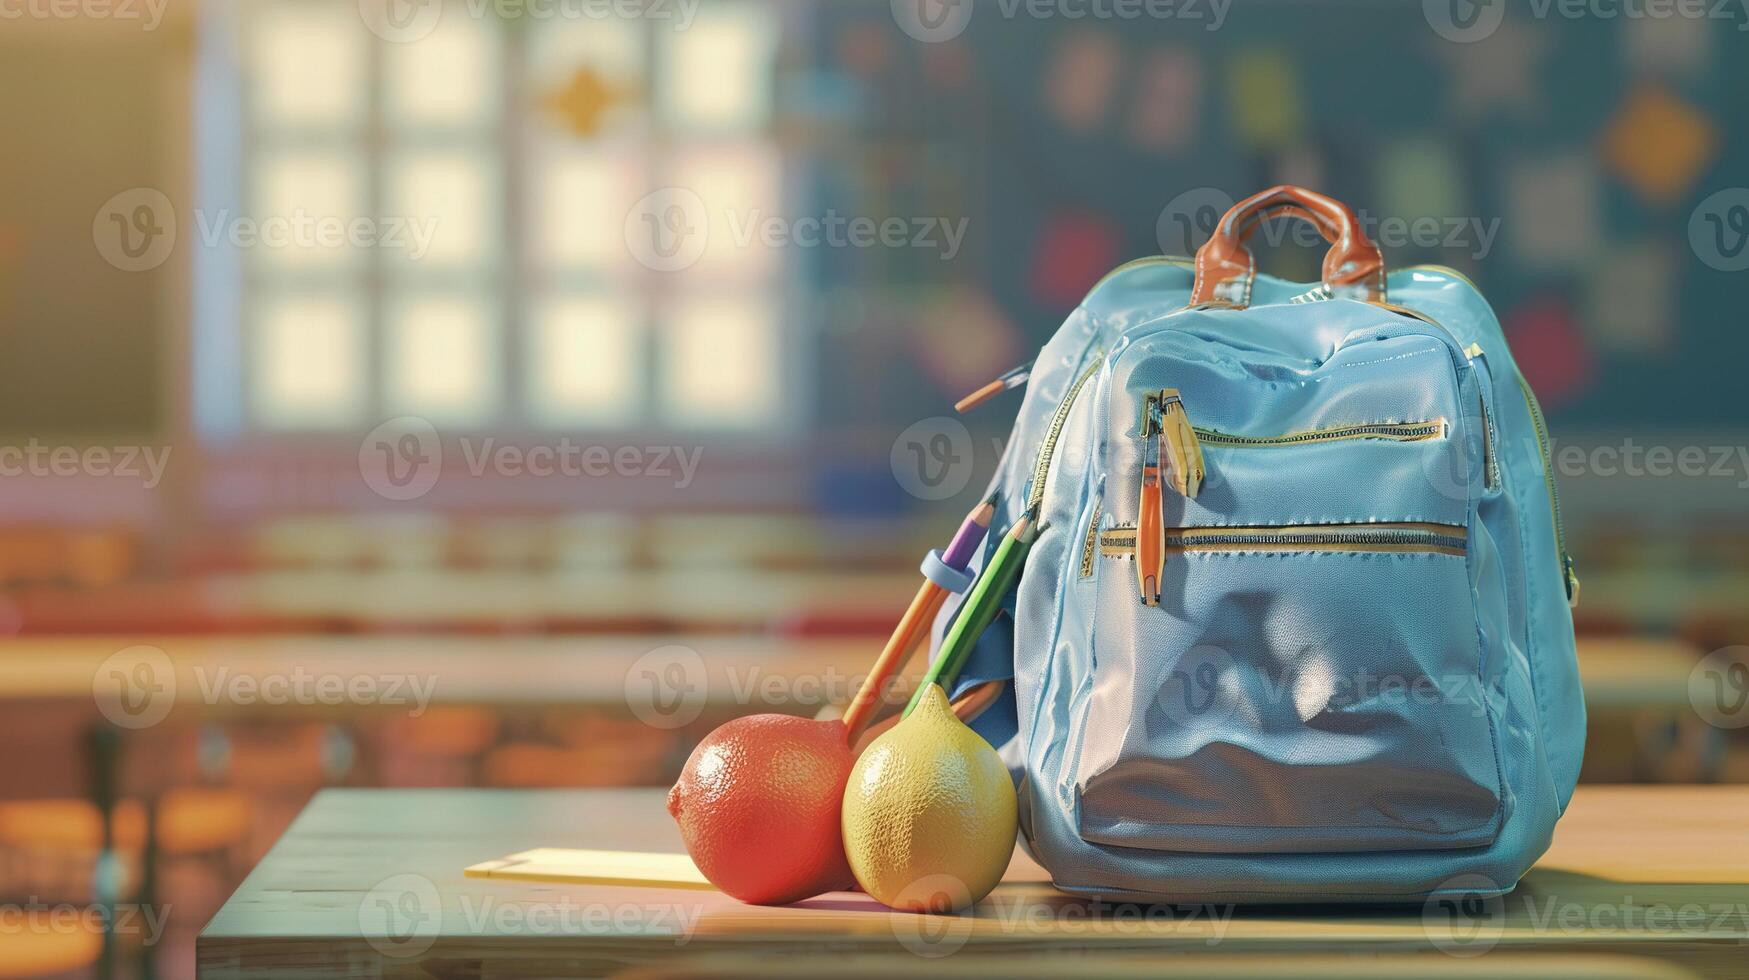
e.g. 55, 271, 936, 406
1192, 419, 1447, 448
1101, 521, 1469, 559
1517, 374, 1579, 606
1027, 359, 1103, 515
1078, 497, 1102, 579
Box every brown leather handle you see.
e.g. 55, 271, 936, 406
1190, 186, 1386, 308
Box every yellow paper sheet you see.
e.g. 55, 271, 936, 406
464, 848, 714, 890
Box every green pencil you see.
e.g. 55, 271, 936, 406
905, 514, 1037, 717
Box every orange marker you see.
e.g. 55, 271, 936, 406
841, 497, 995, 742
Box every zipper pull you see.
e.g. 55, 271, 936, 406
1137, 394, 1164, 606
955, 361, 1033, 413
1157, 389, 1204, 498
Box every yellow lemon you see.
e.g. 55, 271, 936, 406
840, 684, 1018, 911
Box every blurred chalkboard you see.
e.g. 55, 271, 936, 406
805, 3, 1749, 431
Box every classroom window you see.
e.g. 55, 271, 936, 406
235, 0, 787, 435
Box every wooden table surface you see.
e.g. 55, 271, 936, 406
197, 786, 1749, 978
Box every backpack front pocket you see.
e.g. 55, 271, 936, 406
1072, 521, 1503, 854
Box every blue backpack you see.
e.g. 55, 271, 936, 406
939, 187, 1583, 903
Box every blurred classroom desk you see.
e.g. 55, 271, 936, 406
0, 635, 1700, 712
6, 567, 922, 634
1576, 637, 1701, 711
0, 635, 885, 712
196, 786, 1749, 978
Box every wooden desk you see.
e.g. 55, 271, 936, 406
197, 786, 1749, 978
0, 635, 882, 713
1577, 637, 1700, 711
8, 568, 921, 635
4, 634, 1686, 713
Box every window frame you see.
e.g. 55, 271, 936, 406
197, 0, 809, 457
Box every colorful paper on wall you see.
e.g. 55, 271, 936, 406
1432, 20, 1546, 120
1505, 296, 1596, 410
544, 66, 626, 138
1273, 144, 1326, 201
911, 286, 1023, 396
1623, 13, 1712, 79
1378, 137, 1465, 234
1127, 47, 1201, 154
1601, 84, 1719, 207
1226, 48, 1301, 149
1585, 242, 1676, 355
836, 21, 890, 77
1506, 154, 1601, 269
1044, 31, 1122, 133
1027, 211, 1122, 310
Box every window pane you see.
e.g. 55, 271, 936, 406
252, 293, 365, 429
528, 294, 641, 427
384, 149, 498, 271
528, 16, 644, 137
251, 149, 367, 269
659, 2, 778, 132
532, 146, 638, 273
659, 294, 779, 428
384, 12, 501, 130
250, 1, 367, 129
386, 293, 500, 424
669, 142, 782, 281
